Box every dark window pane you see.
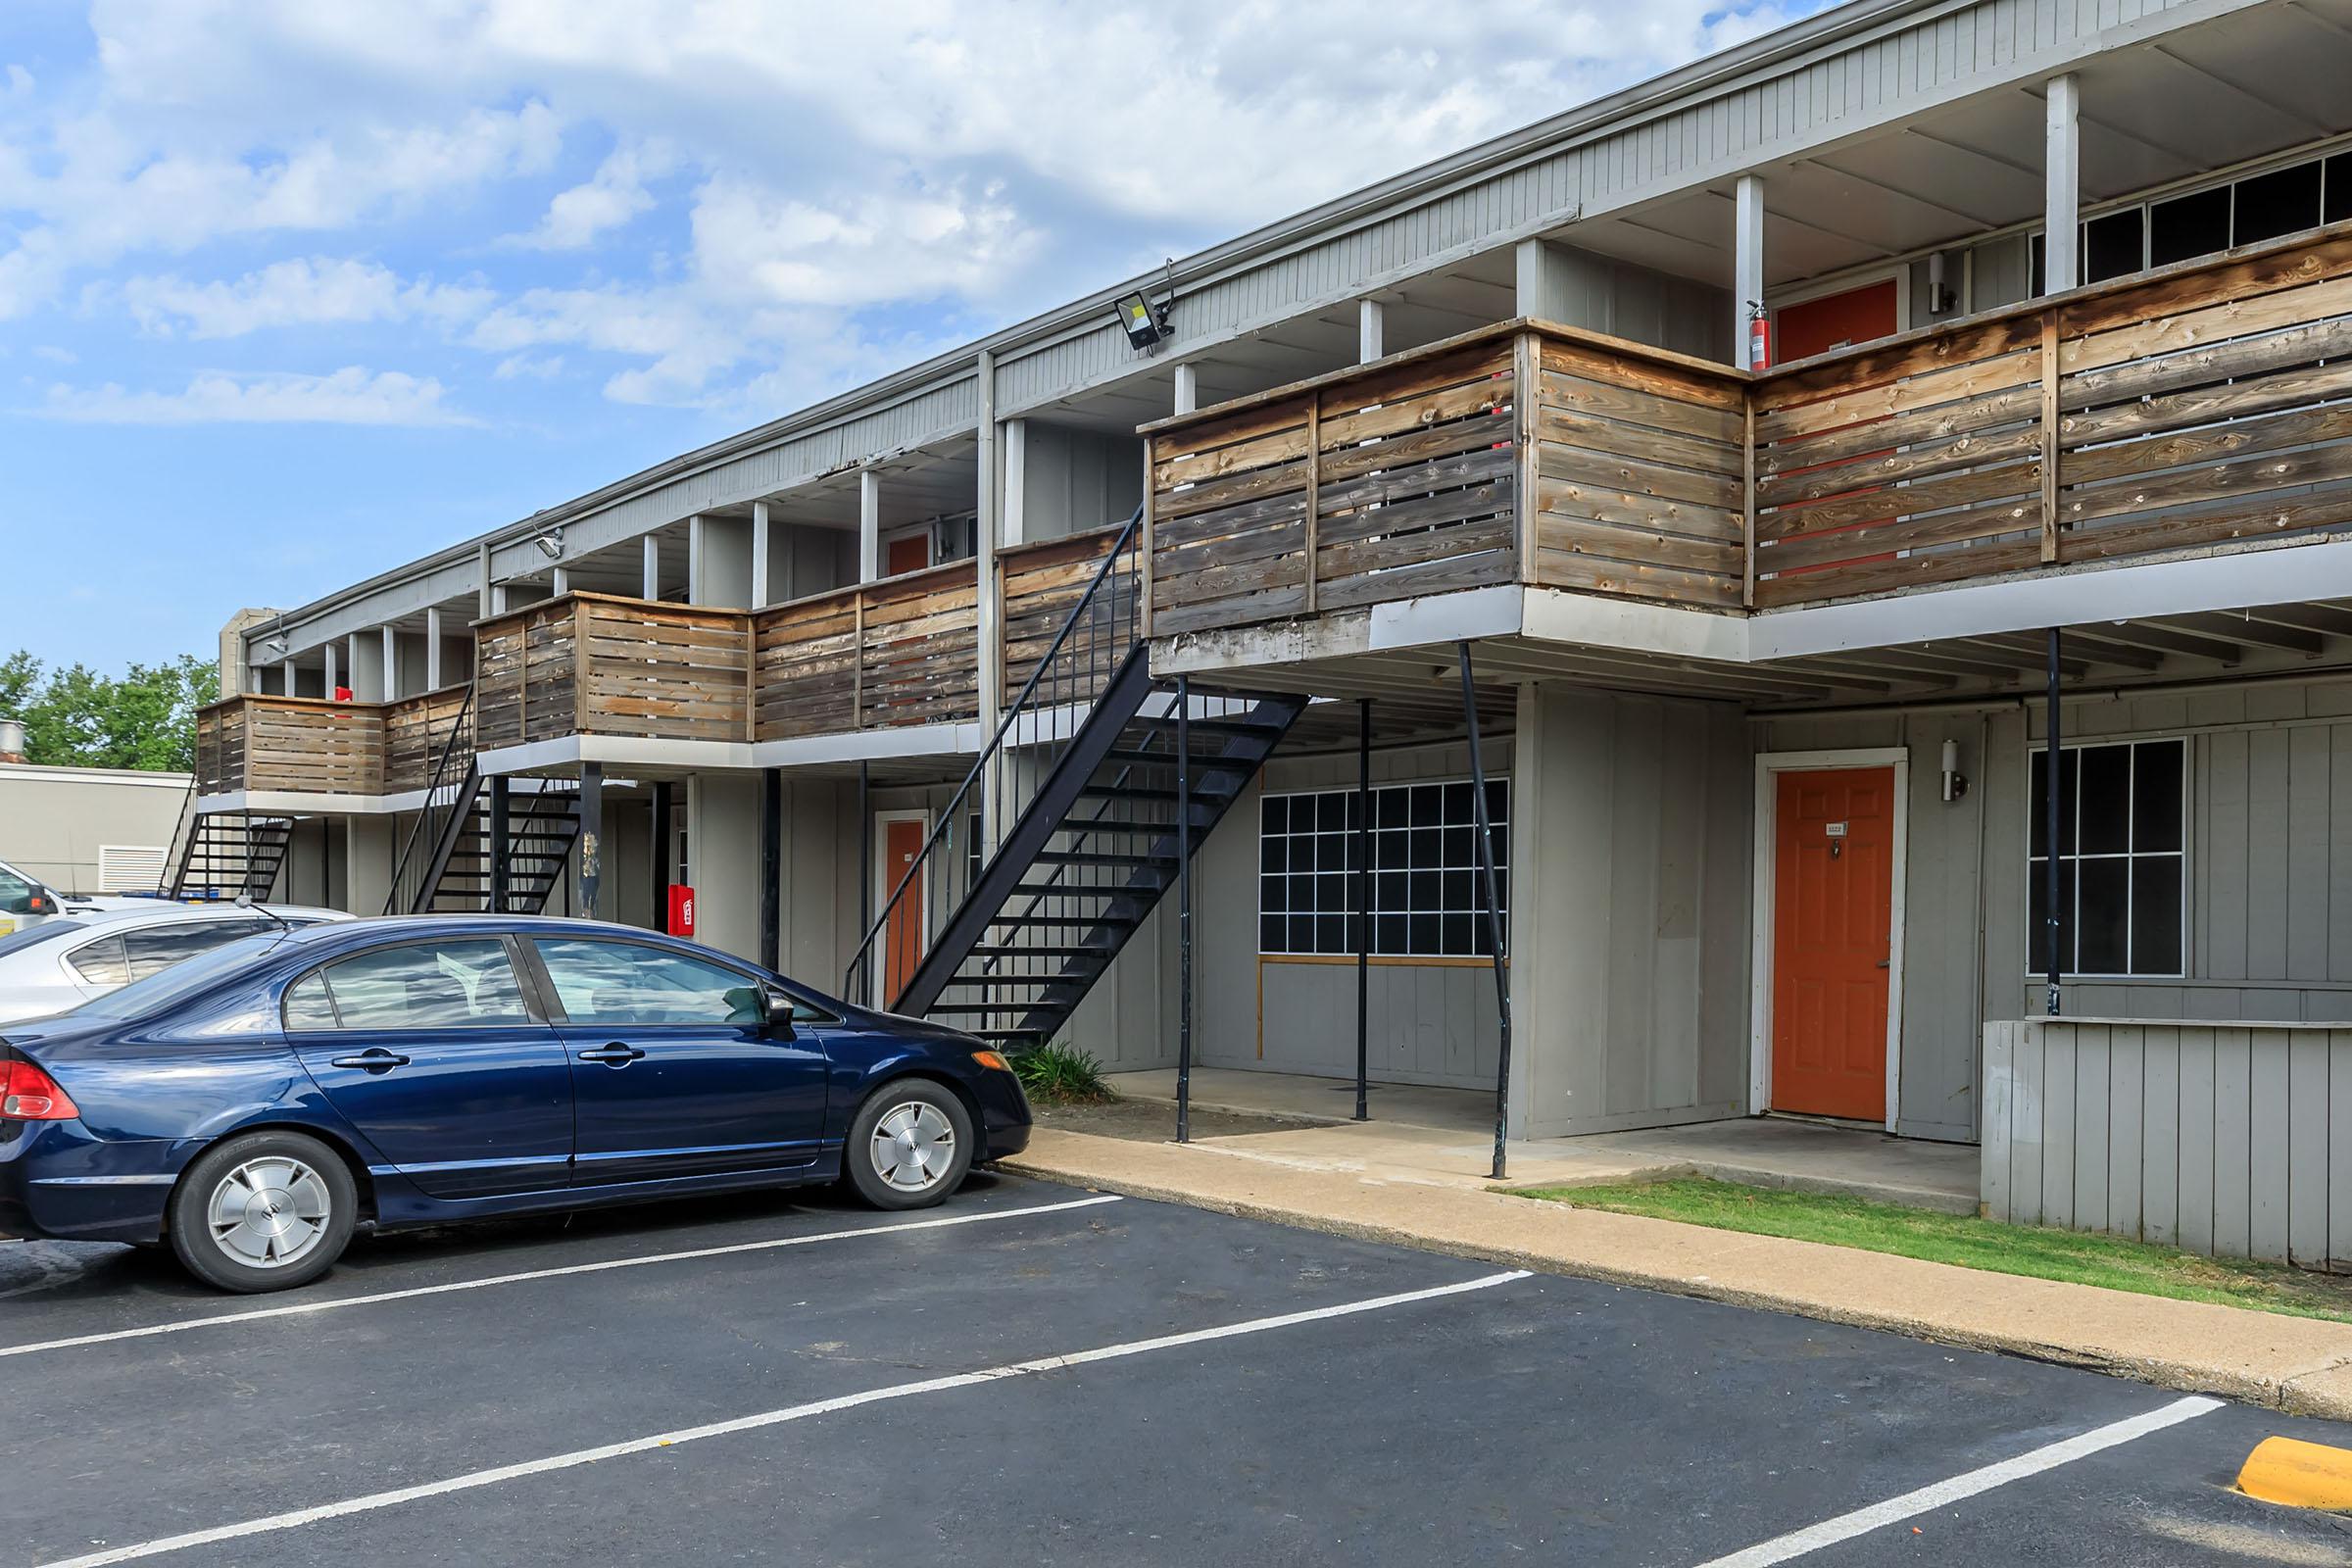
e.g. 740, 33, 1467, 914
1444, 870, 1473, 910
1319, 873, 1348, 913
322, 940, 530, 1029
2084, 208, 2143, 283
2233, 162, 2321, 247
1485, 779, 1510, 824
2078, 745, 2132, 855
1259, 915, 1284, 952
2058, 749, 2080, 857
120, 921, 251, 980
1444, 826, 1473, 867
1410, 787, 1441, 827
65, 934, 129, 987
1316, 915, 1345, 954
1442, 913, 1473, 956
2028, 859, 2079, 975
1376, 871, 1406, 911
2328, 155, 2352, 227
2152, 186, 2230, 268
1261, 877, 1286, 914
1410, 870, 1441, 909
2030, 750, 2049, 858
1290, 915, 1316, 954
1409, 913, 1440, 954
1375, 831, 1403, 870
2132, 857, 2184, 974
1262, 796, 1288, 834
1411, 827, 1442, 868
1473, 917, 1498, 957
1315, 794, 1345, 833
2077, 858, 2131, 973
282, 970, 339, 1030
1344, 913, 1363, 954
1259, 836, 1283, 873
1377, 789, 1407, 828
2132, 741, 2184, 853
1443, 782, 1472, 822
1316, 835, 1346, 872
2030, 230, 2045, 297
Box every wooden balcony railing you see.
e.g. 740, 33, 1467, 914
754, 560, 980, 741
1143, 221, 2352, 633
999, 522, 1135, 704
381, 684, 473, 793
193, 696, 384, 796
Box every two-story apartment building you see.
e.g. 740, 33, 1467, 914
184, 0, 2352, 1263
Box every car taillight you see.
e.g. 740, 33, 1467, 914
0, 1059, 77, 1120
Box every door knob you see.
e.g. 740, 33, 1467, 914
578, 1044, 646, 1065
329, 1049, 409, 1072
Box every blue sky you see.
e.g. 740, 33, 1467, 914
0, 0, 1813, 674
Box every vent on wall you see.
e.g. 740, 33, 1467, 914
97, 844, 167, 893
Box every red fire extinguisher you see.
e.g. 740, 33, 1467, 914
666, 884, 696, 938
1747, 300, 1771, 370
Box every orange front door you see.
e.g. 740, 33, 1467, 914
1771, 767, 1894, 1122
886, 533, 930, 576
882, 817, 927, 1003
1776, 279, 1899, 362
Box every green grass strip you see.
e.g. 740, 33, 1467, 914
1512, 1177, 2352, 1323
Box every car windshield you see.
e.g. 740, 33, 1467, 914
0, 922, 87, 960
69, 932, 290, 1020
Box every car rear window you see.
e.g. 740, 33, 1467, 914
71, 933, 287, 1020
0, 922, 84, 960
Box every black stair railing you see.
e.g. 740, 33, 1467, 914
385, 684, 476, 915
844, 508, 1142, 1007
160, 777, 201, 898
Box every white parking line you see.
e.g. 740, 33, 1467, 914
38, 1267, 1532, 1568
0, 1194, 1123, 1361
1690, 1394, 2226, 1567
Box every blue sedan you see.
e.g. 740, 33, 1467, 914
0, 914, 1031, 1292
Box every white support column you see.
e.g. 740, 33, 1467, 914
279, 660, 299, 697
751, 500, 773, 609
551, 565, 570, 595
858, 469, 881, 582
475, 541, 494, 619
1735, 173, 1766, 368
641, 533, 662, 601
322, 641, 339, 698
425, 608, 444, 690
1358, 298, 1385, 363
1172, 363, 1198, 416
687, 514, 707, 605
490, 583, 511, 614
348, 632, 384, 703
2043, 73, 2081, 295
1001, 419, 1028, 548
380, 625, 401, 703
976, 347, 1003, 857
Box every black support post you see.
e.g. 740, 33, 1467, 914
1176, 675, 1194, 1146
760, 767, 782, 972
2045, 627, 2064, 1016
487, 775, 510, 914
1354, 697, 1372, 1123
857, 761, 872, 1005
1458, 643, 1513, 1182
650, 780, 671, 932
576, 762, 603, 922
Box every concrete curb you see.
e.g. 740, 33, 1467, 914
999, 1130, 2352, 1421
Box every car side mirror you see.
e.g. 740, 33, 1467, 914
762, 986, 798, 1040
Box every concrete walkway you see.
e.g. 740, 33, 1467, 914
1102, 1067, 1979, 1212
1001, 1126, 2352, 1421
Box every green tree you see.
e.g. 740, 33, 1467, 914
0, 652, 219, 771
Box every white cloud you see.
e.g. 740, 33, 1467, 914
505, 142, 668, 251
117, 258, 494, 338
30, 344, 74, 364
493, 352, 564, 379
38, 366, 472, 425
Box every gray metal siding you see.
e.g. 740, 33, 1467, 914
1984, 1016, 2352, 1267
1510, 686, 1749, 1138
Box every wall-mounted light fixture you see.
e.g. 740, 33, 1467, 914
1941, 737, 1970, 803
1113, 259, 1178, 353
533, 525, 564, 561
1927, 252, 1957, 316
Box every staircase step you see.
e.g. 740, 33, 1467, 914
978, 912, 1142, 929
1030, 851, 1165, 866
1132, 713, 1288, 737
1102, 747, 1258, 770
965, 945, 1113, 958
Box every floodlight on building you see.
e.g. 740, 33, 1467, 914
533, 526, 564, 561
260, 634, 289, 661
1114, 289, 1170, 351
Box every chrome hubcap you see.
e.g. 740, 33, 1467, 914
207, 1155, 331, 1269
870, 1102, 956, 1193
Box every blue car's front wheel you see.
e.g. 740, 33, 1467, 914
168, 1130, 358, 1293
844, 1081, 973, 1211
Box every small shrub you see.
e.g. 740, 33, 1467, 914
1012, 1041, 1113, 1104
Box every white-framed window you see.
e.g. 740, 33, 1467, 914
2027, 146, 2352, 291
1258, 778, 1508, 958
2028, 738, 2186, 978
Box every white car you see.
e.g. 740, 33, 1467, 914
0, 857, 68, 936
0, 903, 355, 1023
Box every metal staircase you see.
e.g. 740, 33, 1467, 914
166, 810, 294, 902
412, 778, 583, 913
846, 511, 1305, 1049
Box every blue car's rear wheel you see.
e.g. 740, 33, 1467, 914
844, 1081, 972, 1210
168, 1130, 357, 1293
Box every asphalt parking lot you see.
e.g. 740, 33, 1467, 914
7, 1171, 2352, 1567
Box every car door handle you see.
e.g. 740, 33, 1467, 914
578, 1044, 646, 1065
329, 1049, 410, 1073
